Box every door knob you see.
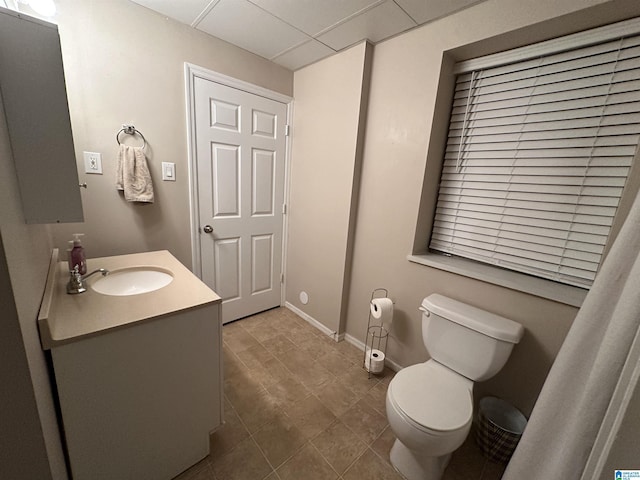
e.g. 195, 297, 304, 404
203, 225, 213, 233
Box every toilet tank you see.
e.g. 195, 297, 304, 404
421, 294, 524, 382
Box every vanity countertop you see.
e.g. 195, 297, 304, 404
38, 250, 221, 350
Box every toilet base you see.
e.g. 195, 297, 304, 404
390, 438, 451, 480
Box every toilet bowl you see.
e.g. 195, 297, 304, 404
385, 294, 524, 480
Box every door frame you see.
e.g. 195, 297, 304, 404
184, 63, 293, 307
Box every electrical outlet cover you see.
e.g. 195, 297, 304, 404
83, 151, 103, 174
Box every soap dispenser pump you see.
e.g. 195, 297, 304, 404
70, 234, 87, 275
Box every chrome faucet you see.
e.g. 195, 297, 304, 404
67, 265, 109, 294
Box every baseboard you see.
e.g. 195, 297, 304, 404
283, 303, 403, 372
344, 333, 402, 372
284, 302, 338, 341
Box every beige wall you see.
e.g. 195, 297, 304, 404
50, 0, 293, 268
336, 0, 640, 416
286, 42, 371, 333
0, 97, 66, 478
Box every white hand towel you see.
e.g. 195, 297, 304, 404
116, 144, 154, 203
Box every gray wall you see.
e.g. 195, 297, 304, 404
0, 96, 66, 478
49, 0, 294, 268
285, 0, 640, 416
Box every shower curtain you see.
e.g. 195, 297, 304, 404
503, 186, 640, 479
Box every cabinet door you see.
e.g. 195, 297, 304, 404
0, 8, 83, 224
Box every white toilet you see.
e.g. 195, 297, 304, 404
386, 294, 524, 480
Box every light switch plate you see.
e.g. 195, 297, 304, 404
162, 162, 176, 181
83, 151, 102, 174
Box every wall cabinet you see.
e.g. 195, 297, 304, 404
0, 8, 83, 223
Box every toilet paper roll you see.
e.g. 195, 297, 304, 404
365, 348, 386, 374
370, 297, 393, 328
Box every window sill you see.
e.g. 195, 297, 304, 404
407, 253, 587, 308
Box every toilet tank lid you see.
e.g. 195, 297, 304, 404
422, 294, 524, 343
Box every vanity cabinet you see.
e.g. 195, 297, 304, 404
38, 251, 222, 480
51, 304, 221, 480
0, 8, 83, 223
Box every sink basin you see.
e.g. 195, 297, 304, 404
91, 267, 173, 296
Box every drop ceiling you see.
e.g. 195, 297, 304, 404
129, 0, 486, 70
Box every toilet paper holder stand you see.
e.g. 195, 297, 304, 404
363, 288, 391, 378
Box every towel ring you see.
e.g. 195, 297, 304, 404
116, 125, 146, 149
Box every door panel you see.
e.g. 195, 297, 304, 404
214, 237, 241, 301
195, 77, 287, 323
252, 149, 276, 215
212, 143, 240, 217
251, 234, 273, 294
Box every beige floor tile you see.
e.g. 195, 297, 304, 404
340, 399, 388, 445
363, 381, 388, 416
235, 343, 275, 371
333, 340, 365, 365
297, 336, 341, 361
315, 349, 355, 376
216, 308, 485, 480
275, 346, 310, 374
244, 357, 292, 389
252, 412, 307, 468
313, 379, 359, 417
231, 387, 282, 434
311, 419, 368, 475
371, 426, 396, 465
224, 370, 265, 411
211, 437, 272, 480
288, 327, 320, 347
377, 367, 396, 385
209, 406, 250, 461
276, 443, 338, 480
286, 394, 337, 440
223, 328, 261, 354
266, 376, 311, 410
298, 362, 335, 391
442, 436, 487, 480
337, 364, 380, 397
342, 448, 403, 480
261, 334, 297, 356
222, 348, 246, 380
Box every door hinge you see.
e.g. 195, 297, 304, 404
285, 124, 290, 136
280, 273, 284, 284
282, 203, 287, 215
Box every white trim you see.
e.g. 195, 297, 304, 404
454, 16, 640, 73
284, 302, 338, 340
408, 253, 587, 308
184, 63, 293, 279
281, 101, 294, 306
284, 302, 403, 372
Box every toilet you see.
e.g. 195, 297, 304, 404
386, 294, 524, 480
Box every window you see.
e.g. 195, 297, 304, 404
429, 19, 640, 289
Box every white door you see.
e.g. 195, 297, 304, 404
194, 77, 287, 323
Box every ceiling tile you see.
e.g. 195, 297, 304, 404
129, 0, 213, 26
197, 0, 311, 59
247, 0, 382, 36
271, 39, 336, 70
395, 0, 487, 25
317, 0, 416, 51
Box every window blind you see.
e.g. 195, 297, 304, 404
430, 34, 640, 288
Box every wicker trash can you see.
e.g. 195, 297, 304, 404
475, 396, 527, 463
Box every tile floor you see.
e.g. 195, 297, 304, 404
174, 307, 507, 480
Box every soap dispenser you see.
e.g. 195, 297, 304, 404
70, 234, 87, 275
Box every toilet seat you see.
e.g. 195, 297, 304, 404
388, 361, 473, 433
